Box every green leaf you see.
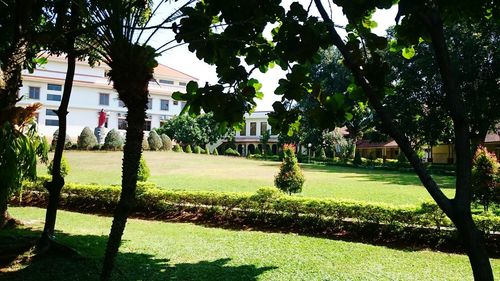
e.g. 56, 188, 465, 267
186, 81, 199, 94
172, 91, 184, 100
402, 46, 415, 59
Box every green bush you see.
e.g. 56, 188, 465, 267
51, 129, 72, 150
103, 129, 123, 150
148, 130, 163, 151
47, 156, 70, 178
224, 148, 240, 156
275, 144, 305, 195
213, 148, 219, 155
138, 156, 150, 181
185, 145, 192, 153
172, 144, 183, 152
205, 145, 210, 155
194, 145, 202, 154
160, 134, 172, 151
18, 178, 500, 237
77, 127, 97, 150
472, 146, 499, 212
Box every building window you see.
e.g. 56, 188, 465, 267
159, 79, 174, 85
160, 99, 169, 111
239, 122, 246, 136
250, 122, 257, 136
28, 87, 40, 99
47, 94, 61, 101
260, 122, 268, 135
99, 93, 110, 105
118, 118, 127, 130
147, 98, 153, 110
144, 120, 152, 131
46, 109, 57, 116
118, 100, 125, 107
45, 119, 59, 126
173, 100, 178, 105
179, 82, 187, 86
47, 84, 62, 91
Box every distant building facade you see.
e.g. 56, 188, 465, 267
232, 111, 279, 156
17, 56, 196, 140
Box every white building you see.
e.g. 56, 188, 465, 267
232, 111, 279, 156
17, 56, 197, 139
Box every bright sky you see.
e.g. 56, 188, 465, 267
151, 1, 398, 111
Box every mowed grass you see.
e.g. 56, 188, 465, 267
37, 151, 456, 206
3, 207, 499, 281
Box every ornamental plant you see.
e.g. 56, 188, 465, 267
51, 129, 72, 150
185, 145, 192, 153
147, 130, 162, 151
77, 127, 97, 150
103, 129, 124, 150
137, 156, 150, 182
472, 146, 499, 212
274, 144, 305, 195
160, 134, 172, 151
172, 144, 183, 152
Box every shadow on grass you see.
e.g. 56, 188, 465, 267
297, 164, 456, 189
0, 227, 276, 281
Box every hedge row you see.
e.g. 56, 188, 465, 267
16, 177, 500, 236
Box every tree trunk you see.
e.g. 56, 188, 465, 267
38, 48, 76, 248
100, 99, 146, 281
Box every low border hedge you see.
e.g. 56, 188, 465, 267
15, 177, 499, 235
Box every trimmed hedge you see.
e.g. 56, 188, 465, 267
17, 178, 500, 236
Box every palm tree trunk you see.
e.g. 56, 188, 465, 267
100, 98, 146, 281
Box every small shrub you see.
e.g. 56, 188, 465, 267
77, 127, 97, 150
51, 129, 72, 150
472, 146, 499, 212
353, 151, 362, 165
205, 145, 210, 155
142, 137, 149, 150
213, 148, 219, 155
160, 134, 172, 151
103, 129, 123, 150
185, 145, 192, 153
194, 145, 202, 154
148, 130, 162, 151
172, 144, 183, 152
224, 148, 240, 156
47, 156, 70, 178
274, 144, 305, 195
138, 156, 150, 181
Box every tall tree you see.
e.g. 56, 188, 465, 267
86, 1, 196, 279
173, 0, 499, 279
0, 0, 46, 227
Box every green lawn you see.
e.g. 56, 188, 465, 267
38, 151, 455, 206
2, 207, 498, 281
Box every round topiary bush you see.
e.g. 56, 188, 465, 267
137, 156, 150, 181
161, 134, 172, 151
103, 129, 124, 150
185, 145, 192, 153
148, 130, 162, 151
77, 127, 97, 150
51, 129, 72, 150
274, 144, 305, 195
194, 145, 203, 154
47, 156, 70, 178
